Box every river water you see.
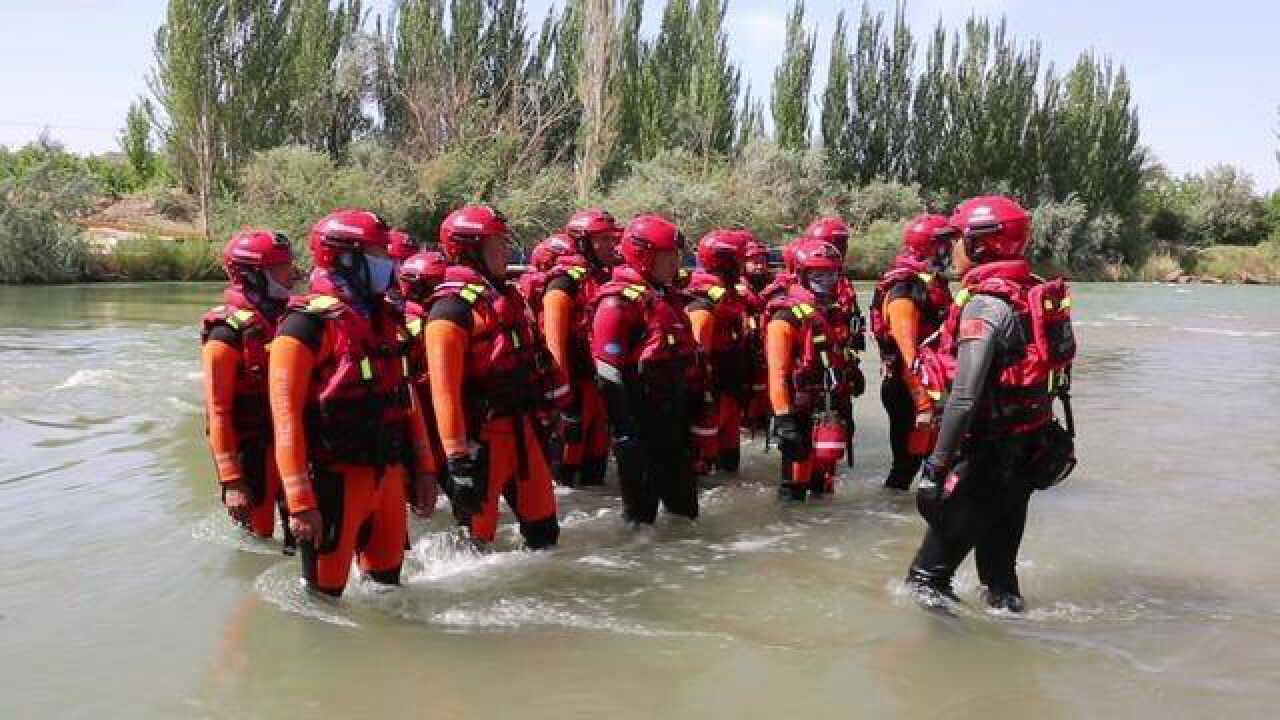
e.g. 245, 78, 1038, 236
1, 281, 1278, 718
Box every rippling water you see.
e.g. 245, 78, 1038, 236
2, 282, 1278, 718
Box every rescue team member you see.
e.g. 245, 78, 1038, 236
802, 216, 867, 378
766, 240, 853, 500
424, 205, 566, 549
399, 249, 452, 494
686, 230, 751, 473
516, 233, 575, 317
591, 214, 700, 524
740, 235, 773, 434
905, 196, 1077, 613
269, 210, 440, 597
202, 230, 298, 540
870, 215, 955, 489
542, 209, 623, 486
743, 238, 773, 295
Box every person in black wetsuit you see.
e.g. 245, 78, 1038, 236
905, 196, 1075, 613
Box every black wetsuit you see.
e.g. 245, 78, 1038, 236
906, 294, 1038, 604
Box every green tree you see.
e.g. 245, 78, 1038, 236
820, 11, 851, 180
771, 0, 815, 153
119, 99, 157, 186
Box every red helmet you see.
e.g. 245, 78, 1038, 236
803, 216, 850, 257
439, 205, 510, 261
619, 214, 684, 276
565, 208, 621, 242
388, 229, 422, 263
950, 196, 1031, 262
223, 229, 293, 270
696, 229, 745, 275
902, 214, 957, 260
530, 233, 576, 272
792, 239, 843, 275
308, 209, 391, 270
398, 249, 449, 300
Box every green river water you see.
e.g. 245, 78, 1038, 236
1, 282, 1278, 718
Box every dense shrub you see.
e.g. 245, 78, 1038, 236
0, 145, 99, 283
99, 236, 221, 281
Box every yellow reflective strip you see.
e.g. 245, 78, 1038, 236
460, 288, 478, 303
748, 318, 758, 329
666, 334, 676, 346
407, 318, 423, 336
928, 390, 942, 401
360, 357, 373, 380
1061, 297, 1073, 308
511, 332, 522, 349
401, 357, 410, 377
813, 334, 827, 343
791, 307, 804, 319
308, 295, 338, 311
918, 273, 934, 283
708, 286, 725, 300
819, 351, 830, 367
955, 289, 971, 306
798, 303, 814, 316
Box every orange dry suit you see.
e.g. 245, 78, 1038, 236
269, 272, 437, 596
765, 285, 855, 499
201, 288, 285, 539
423, 265, 566, 547
685, 269, 751, 473
541, 256, 612, 487
869, 255, 953, 488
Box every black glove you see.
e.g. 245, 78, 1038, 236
847, 363, 866, 398
771, 413, 809, 462
445, 453, 486, 516
849, 313, 867, 352
915, 458, 950, 525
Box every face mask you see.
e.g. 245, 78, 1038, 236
265, 272, 293, 300
807, 272, 838, 298
364, 253, 396, 296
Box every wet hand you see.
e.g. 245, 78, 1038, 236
290, 509, 322, 542
223, 482, 252, 524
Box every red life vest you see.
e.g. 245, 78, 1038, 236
869, 255, 953, 374
593, 265, 699, 388
766, 284, 848, 414
542, 257, 601, 382
402, 300, 428, 388
685, 269, 751, 393
827, 277, 865, 358
516, 269, 547, 320
287, 283, 413, 466
914, 260, 1076, 435
200, 289, 278, 444
425, 265, 559, 420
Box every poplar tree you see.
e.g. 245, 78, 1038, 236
771, 0, 815, 153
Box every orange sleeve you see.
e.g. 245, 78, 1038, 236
202, 340, 243, 485
407, 383, 438, 476
766, 318, 797, 414
886, 297, 931, 410
269, 335, 318, 513
688, 307, 715, 351
426, 318, 471, 458
543, 288, 576, 376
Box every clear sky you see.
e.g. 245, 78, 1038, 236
2, 0, 1276, 191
